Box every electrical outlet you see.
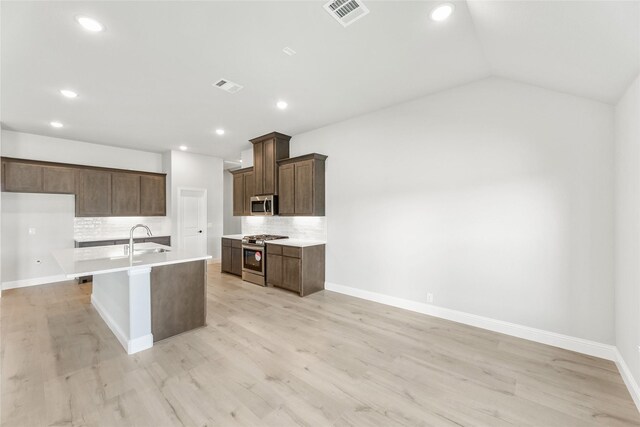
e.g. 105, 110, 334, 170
427, 293, 434, 303
28, 227, 36, 235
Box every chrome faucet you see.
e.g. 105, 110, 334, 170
129, 224, 152, 261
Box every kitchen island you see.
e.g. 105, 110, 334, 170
53, 243, 211, 354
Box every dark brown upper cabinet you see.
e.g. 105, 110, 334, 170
140, 175, 166, 216
277, 154, 327, 216
77, 169, 112, 216
230, 167, 254, 216
1, 157, 166, 217
112, 172, 141, 216
3, 161, 43, 192
250, 132, 290, 196
42, 166, 76, 194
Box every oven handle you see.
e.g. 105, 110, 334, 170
242, 244, 264, 251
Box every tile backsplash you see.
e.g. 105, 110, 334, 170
74, 217, 172, 241
241, 216, 327, 241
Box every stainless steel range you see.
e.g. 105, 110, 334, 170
241, 234, 288, 286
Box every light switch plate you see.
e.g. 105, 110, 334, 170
28, 227, 36, 235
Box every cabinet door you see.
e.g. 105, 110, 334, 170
282, 256, 301, 292
43, 166, 75, 194
221, 245, 232, 273
231, 247, 243, 276
267, 253, 282, 287
294, 160, 314, 215
4, 162, 43, 192
278, 163, 295, 215
244, 171, 254, 215
140, 175, 166, 216
112, 173, 141, 216
233, 173, 244, 216
78, 170, 112, 216
263, 138, 276, 195
253, 141, 264, 195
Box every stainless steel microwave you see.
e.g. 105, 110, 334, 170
250, 195, 277, 216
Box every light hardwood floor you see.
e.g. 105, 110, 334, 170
2, 264, 639, 426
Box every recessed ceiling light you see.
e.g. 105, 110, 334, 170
75, 15, 105, 32
50, 121, 64, 128
179, 145, 188, 151
60, 89, 78, 98
282, 47, 297, 56
215, 129, 225, 135
276, 100, 288, 110
430, 3, 454, 21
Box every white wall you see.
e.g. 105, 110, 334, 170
223, 171, 241, 235
615, 74, 640, 383
291, 77, 615, 344
1, 130, 163, 172
164, 150, 224, 259
241, 149, 253, 167
1, 193, 75, 283
1, 131, 167, 286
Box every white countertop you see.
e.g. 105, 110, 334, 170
53, 243, 212, 279
266, 239, 326, 248
221, 234, 244, 240
74, 235, 170, 243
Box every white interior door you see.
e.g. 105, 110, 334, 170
179, 188, 207, 253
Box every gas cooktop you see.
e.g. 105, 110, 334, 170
241, 234, 288, 246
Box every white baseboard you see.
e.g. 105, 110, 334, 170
614, 349, 640, 412
91, 294, 129, 351
91, 294, 153, 354
127, 334, 153, 354
2, 274, 68, 291
324, 282, 617, 361
208, 258, 221, 265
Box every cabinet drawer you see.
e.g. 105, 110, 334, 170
282, 246, 301, 258
267, 244, 282, 255
232, 239, 242, 248
222, 238, 232, 247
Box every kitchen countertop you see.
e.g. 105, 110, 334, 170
74, 234, 170, 243
266, 239, 326, 248
221, 234, 244, 240
53, 243, 211, 279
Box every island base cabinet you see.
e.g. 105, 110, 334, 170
151, 260, 206, 342
266, 244, 325, 297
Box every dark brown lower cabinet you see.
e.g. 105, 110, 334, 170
266, 243, 325, 296
221, 238, 243, 276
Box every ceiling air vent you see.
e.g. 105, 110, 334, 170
213, 78, 243, 94
324, 0, 369, 27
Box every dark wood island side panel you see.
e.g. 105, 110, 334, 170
150, 260, 207, 342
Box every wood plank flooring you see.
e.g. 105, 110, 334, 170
2, 264, 639, 426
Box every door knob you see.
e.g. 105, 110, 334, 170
198, 230, 203, 233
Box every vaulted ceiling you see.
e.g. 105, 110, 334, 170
2, 1, 638, 161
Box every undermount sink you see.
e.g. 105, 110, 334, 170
134, 248, 170, 254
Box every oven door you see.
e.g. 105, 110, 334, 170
242, 244, 265, 275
